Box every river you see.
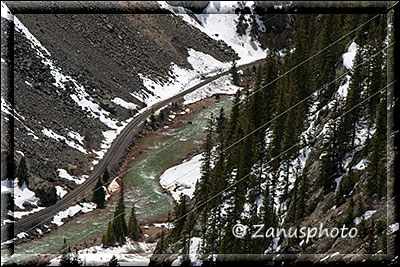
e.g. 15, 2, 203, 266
2, 96, 233, 265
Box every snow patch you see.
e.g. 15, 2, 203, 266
387, 223, 399, 235
42, 128, 87, 154
135, 48, 230, 107
67, 131, 85, 145
13, 207, 46, 220
92, 117, 133, 165
351, 159, 368, 170
55, 186, 68, 199
343, 42, 358, 70
354, 210, 377, 225
49, 239, 156, 266
52, 203, 96, 227
336, 75, 351, 99
16, 232, 28, 239
111, 97, 139, 110
184, 75, 240, 104
159, 154, 203, 202
1, 2, 13, 20
1, 178, 40, 210
153, 222, 174, 229
57, 169, 86, 185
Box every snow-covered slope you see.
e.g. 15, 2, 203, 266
134, 49, 231, 107
159, 1, 266, 65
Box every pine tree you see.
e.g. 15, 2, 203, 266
171, 195, 187, 241
107, 255, 120, 266
127, 205, 142, 241
315, 14, 344, 108
260, 45, 279, 123
216, 107, 226, 136
17, 157, 28, 187
226, 91, 241, 144
366, 95, 387, 198
182, 213, 195, 237
60, 238, 72, 266
92, 177, 106, 209
158, 230, 165, 252
112, 195, 128, 245
292, 15, 312, 121
103, 221, 117, 247
260, 182, 277, 250
230, 61, 240, 86
320, 100, 348, 191
149, 109, 156, 129
268, 63, 288, 164
366, 220, 376, 254
344, 43, 365, 148
280, 74, 301, 202
194, 114, 214, 205
356, 198, 365, 218
102, 168, 110, 184
249, 14, 258, 41
344, 197, 354, 227
296, 173, 308, 222
71, 249, 83, 266
158, 109, 165, 121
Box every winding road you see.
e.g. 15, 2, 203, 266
1, 58, 264, 242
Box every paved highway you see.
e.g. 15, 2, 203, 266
1, 58, 264, 242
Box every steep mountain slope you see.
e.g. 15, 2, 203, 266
1, 1, 239, 226
149, 11, 397, 265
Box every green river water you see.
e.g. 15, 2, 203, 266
2, 96, 233, 264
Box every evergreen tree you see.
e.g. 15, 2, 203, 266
260, 183, 277, 251
194, 115, 214, 205
280, 74, 301, 202
343, 43, 366, 148
268, 63, 288, 163
60, 238, 72, 266
171, 195, 187, 241
112, 195, 128, 245
158, 109, 165, 121
292, 15, 312, 122
216, 107, 226, 135
344, 197, 354, 227
320, 100, 348, 191
149, 109, 156, 129
127, 205, 142, 241
226, 91, 241, 144
296, 173, 308, 222
103, 188, 128, 247
17, 157, 28, 187
92, 177, 106, 209
260, 45, 279, 123
182, 213, 195, 237
70, 249, 83, 266
158, 230, 165, 252
366, 95, 387, 198
230, 61, 240, 86
103, 221, 117, 247
107, 255, 120, 266
102, 168, 110, 184
366, 220, 376, 254
249, 14, 258, 41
